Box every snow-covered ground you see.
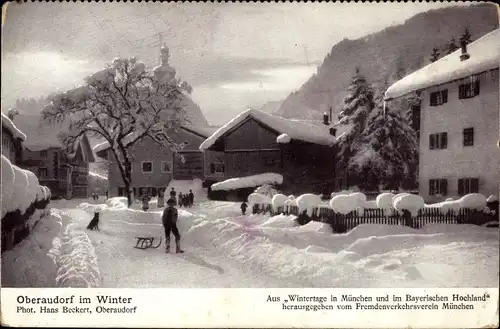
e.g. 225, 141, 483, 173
2, 197, 498, 288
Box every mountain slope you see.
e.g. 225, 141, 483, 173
277, 4, 498, 120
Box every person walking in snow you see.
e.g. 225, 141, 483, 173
157, 189, 165, 208
241, 202, 248, 215
188, 190, 194, 207
142, 194, 150, 212
162, 198, 184, 254
169, 188, 177, 205
178, 192, 183, 208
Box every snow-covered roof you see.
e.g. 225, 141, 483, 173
180, 125, 220, 138
385, 29, 500, 100
1, 111, 27, 141
93, 124, 217, 157
199, 108, 337, 151
211, 173, 283, 191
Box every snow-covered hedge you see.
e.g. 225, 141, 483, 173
1, 155, 52, 252
252, 184, 497, 219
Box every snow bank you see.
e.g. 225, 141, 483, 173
1, 111, 27, 141
1, 209, 63, 287
271, 194, 288, 212
458, 193, 487, 210
276, 133, 291, 144
1, 155, 15, 217
329, 193, 367, 214
248, 193, 272, 209
105, 197, 128, 209
48, 210, 101, 287
329, 195, 357, 214
11, 165, 30, 214
376, 192, 395, 209
259, 214, 298, 228
24, 169, 40, 204
211, 173, 283, 191
199, 108, 336, 151
296, 194, 322, 217
393, 194, 425, 217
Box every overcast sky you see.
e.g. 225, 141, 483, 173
2, 2, 460, 125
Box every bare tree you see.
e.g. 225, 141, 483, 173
41, 47, 192, 207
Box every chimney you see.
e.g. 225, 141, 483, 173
329, 107, 333, 123
329, 127, 337, 137
322, 112, 330, 126
460, 40, 470, 61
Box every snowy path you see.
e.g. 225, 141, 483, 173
61, 207, 294, 288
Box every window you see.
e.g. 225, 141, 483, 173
161, 161, 172, 173
429, 179, 448, 196
458, 178, 479, 196
429, 89, 448, 106
264, 158, 280, 166
40, 150, 48, 157
463, 127, 474, 146
429, 132, 447, 150
2, 136, 9, 148
141, 161, 153, 173
458, 78, 480, 99
39, 167, 48, 178
209, 162, 225, 174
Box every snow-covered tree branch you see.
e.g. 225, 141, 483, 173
41, 53, 192, 207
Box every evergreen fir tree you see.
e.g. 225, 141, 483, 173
445, 37, 459, 54
430, 47, 440, 63
348, 94, 419, 191
459, 27, 472, 45
337, 68, 375, 162
335, 68, 376, 189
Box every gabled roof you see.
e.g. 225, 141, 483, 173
93, 124, 217, 159
13, 113, 96, 162
385, 29, 500, 100
1, 111, 26, 141
199, 108, 337, 151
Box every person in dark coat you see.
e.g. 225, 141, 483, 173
162, 198, 184, 254
142, 195, 150, 212
169, 188, 176, 198
178, 192, 183, 208
241, 202, 248, 215
183, 194, 189, 208
188, 190, 194, 207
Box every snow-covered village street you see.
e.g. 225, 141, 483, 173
3, 194, 498, 289
2, 6, 500, 328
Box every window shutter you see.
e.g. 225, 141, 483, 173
474, 80, 480, 95
458, 84, 464, 99
440, 179, 448, 196
441, 133, 448, 149
442, 90, 448, 103
429, 180, 434, 195
458, 179, 464, 195
471, 178, 479, 193
429, 134, 435, 150
430, 93, 436, 106
210, 163, 215, 173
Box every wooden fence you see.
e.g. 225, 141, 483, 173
252, 204, 499, 233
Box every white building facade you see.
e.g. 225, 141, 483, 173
385, 29, 499, 202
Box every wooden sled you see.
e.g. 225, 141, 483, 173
134, 236, 162, 249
